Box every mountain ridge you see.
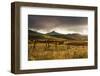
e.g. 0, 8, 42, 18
28, 29, 88, 41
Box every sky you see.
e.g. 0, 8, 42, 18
28, 15, 88, 35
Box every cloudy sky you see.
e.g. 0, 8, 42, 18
28, 15, 88, 35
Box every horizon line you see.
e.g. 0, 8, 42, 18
28, 29, 88, 36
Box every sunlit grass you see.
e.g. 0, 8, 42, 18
28, 41, 88, 60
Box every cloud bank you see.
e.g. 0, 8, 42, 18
28, 15, 88, 34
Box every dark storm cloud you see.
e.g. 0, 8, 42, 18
28, 15, 88, 34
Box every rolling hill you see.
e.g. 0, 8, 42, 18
28, 30, 88, 41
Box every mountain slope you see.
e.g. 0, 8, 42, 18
46, 31, 62, 35
28, 30, 45, 40
28, 30, 87, 41
65, 33, 87, 41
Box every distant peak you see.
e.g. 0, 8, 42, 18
46, 31, 62, 35
51, 31, 56, 32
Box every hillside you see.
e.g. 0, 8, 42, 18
28, 30, 88, 41
46, 31, 62, 35
28, 30, 45, 40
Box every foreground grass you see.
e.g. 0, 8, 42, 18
28, 41, 88, 60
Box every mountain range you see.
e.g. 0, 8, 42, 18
28, 29, 88, 41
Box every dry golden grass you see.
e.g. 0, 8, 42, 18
28, 41, 88, 60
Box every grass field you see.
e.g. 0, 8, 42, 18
28, 41, 88, 60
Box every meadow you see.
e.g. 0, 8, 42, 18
28, 40, 88, 60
